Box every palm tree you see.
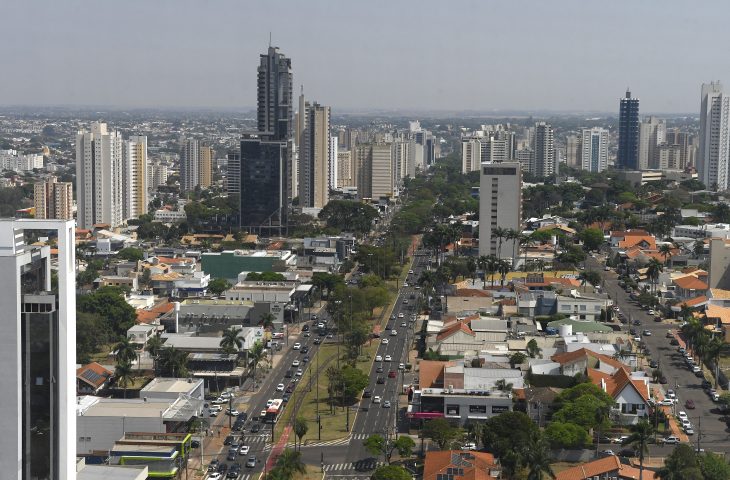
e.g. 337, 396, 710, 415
466, 257, 477, 284
477, 256, 489, 288
506, 228, 520, 266
146, 335, 164, 374
693, 240, 705, 258
659, 243, 673, 266
519, 234, 531, 271
115, 359, 134, 399
158, 346, 189, 377
527, 339, 542, 359
495, 378, 513, 392
622, 420, 653, 479
485, 255, 499, 286
497, 259, 510, 287
493, 227, 507, 261
646, 258, 663, 294
275, 448, 307, 479
524, 435, 555, 480
593, 403, 611, 459
259, 312, 275, 330
115, 336, 137, 365
248, 340, 265, 384
293, 416, 309, 451
220, 326, 243, 355
704, 337, 725, 388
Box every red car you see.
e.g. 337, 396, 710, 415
388, 370, 396, 378
685, 399, 696, 409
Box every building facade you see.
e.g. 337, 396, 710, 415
298, 99, 331, 209
461, 137, 481, 174
240, 135, 288, 231
34, 177, 73, 220
698, 82, 730, 190
123, 135, 148, 221
336, 150, 353, 188
532, 122, 555, 177
0, 219, 76, 480
638, 116, 666, 170
618, 89, 640, 170
580, 127, 609, 173
478, 162, 522, 260
76, 122, 124, 229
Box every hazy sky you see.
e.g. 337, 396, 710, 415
4, 0, 730, 113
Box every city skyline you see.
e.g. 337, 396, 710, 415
3, 1, 730, 113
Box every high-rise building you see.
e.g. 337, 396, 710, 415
618, 89, 640, 170
298, 99, 331, 209
123, 135, 148, 220
76, 122, 123, 229
336, 150, 353, 188
150, 162, 169, 192
240, 134, 288, 231
532, 122, 555, 177
393, 138, 411, 180
461, 137, 482, 173
199, 144, 213, 189
565, 134, 580, 168
580, 128, 609, 173
34, 177, 73, 220
226, 152, 241, 197
698, 82, 730, 190
329, 136, 338, 192
0, 218, 76, 480
180, 138, 199, 193
258, 46, 293, 142
355, 143, 396, 200
478, 162, 522, 261
665, 128, 696, 169
480, 137, 510, 164
656, 144, 683, 170
638, 116, 666, 170
515, 149, 533, 172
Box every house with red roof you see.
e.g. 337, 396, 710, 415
77, 362, 114, 395
588, 366, 651, 424
424, 451, 500, 480
555, 455, 650, 480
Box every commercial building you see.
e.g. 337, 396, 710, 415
123, 135, 148, 220
76, 122, 124, 229
580, 127, 609, 172
617, 89, 640, 170
0, 219, 76, 480
201, 249, 296, 281
532, 122, 555, 177
478, 162, 522, 260
638, 116, 666, 170
239, 134, 288, 231
698, 81, 730, 190
34, 176, 73, 220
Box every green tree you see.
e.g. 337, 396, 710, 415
275, 448, 307, 479
319, 200, 380, 235
526, 339, 542, 359
77, 286, 137, 336
259, 312, 276, 330
246, 271, 287, 281
208, 277, 232, 295
543, 421, 590, 449
248, 340, 265, 383
371, 465, 411, 480
579, 227, 604, 252
363, 435, 415, 464
116, 247, 145, 262
115, 336, 137, 365
509, 352, 527, 368
423, 418, 463, 450
114, 359, 135, 399
76, 311, 114, 363
220, 326, 243, 355
482, 412, 539, 477
655, 444, 702, 480
146, 335, 164, 373
524, 435, 556, 480
293, 416, 308, 451
622, 420, 653, 479
158, 346, 189, 377
700, 452, 730, 480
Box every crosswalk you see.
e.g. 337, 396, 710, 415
322, 460, 383, 472
349, 433, 371, 441
302, 437, 351, 447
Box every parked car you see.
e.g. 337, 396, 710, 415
662, 436, 680, 444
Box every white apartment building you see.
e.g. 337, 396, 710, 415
76, 122, 124, 229
461, 137, 481, 173
478, 162, 522, 260
532, 122, 555, 177
329, 135, 338, 191
698, 82, 730, 190
0, 150, 44, 172
638, 116, 666, 170
123, 135, 148, 221
580, 127, 609, 172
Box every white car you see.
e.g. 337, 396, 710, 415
403, 282, 408, 287
659, 399, 674, 406
266, 399, 274, 407
295, 368, 303, 377
293, 343, 301, 350
685, 426, 695, 435
373, 396, 381, 404
382, 338, 389, 345
678, 411, 688, 419
662, 436, 680, 444
384, 355, 392, 362
276, 383, 285, 392
292, 360, 301, 367
208, 473, 222, 480
317, 322, 325, 329
398, 363, 405, 370
375, 355, 383, 362
409, 270, 414, 274
461, 442, 477, 451
239, 445, 250, 455
681, 418, 692, 428
401, 322, 407, 327
666, 390, 676, 399
398, 313, 405, 318
390, 329, 397, 336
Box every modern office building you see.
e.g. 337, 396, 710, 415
258, 46, 293, 142
638, 116, 666, 170
698, 82, 730, 190
580, 127, 609, 172
0, 218, 76, 480
298, 99, 331, 209
76, 122, 124, 229
122, 135, 148, 221
240, 134, 288, 231
532, 122, 555, 177
618, 89, 640, 170
34, 177, 73, 220
478, 162, 522, 260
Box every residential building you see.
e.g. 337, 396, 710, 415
580, 127, 609, 172
656, 143, 683, 170
698, 81, 730, 190
123, 135, 148, 220
150, 161, 169, 191
355, 143, 396, 200
179, 138, 200, 193
618, 89, 640, 170
478, 162, 522, 260
0, 219, 76, 480
565, 134, 580, 167
480, 137, 510, 164
329, 135, 338, 191
34, 176, 73, 220
76, 362, 114, 395
709, 238, 730, 289
532, 122, 555, 177
76, 122, 124, 229
555, 455, 645, 480
0, 149, 44, 172
199, 144, 213, 188
298, 97, 331, 209
423, 451, 500, 480
336, 150, 353, 187
666, 128, 696, 168
638, 116, 666, 169
226, 151, 240, 197
515, 148, 533, 172
461, 137, 482, 173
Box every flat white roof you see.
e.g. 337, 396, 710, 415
77, 465, 148, 480
140, 377, 202, 394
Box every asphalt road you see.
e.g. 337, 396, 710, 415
586, 255, 730, 455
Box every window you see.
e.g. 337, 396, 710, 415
580, 305, 587, 311
446, 404, 460, 416
469, 405, 487, 414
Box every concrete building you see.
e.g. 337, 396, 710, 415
638, 116, 666, 170
329, 135, 338, 192
698, 82, 730, 190
0, 219, 76, 480
34, 176, 73, 220
76, 122, 124, 229
515, 148, 533, 172
226, 151, 240, 197
565, 134, 580, 168
201, 249, 296, 281
478, 162, 522, 260
666, 128, 696, 169
709, 238, 730, 289
123, 135, 148, 221
150, 161, 169, 192
461, 137, 482, 173
657, 143, 683, 170
199, 144, 213, 189
480, 137, 510, 165
532, 122, 555, 177
336, 150, 353, 188
298, 97, 331, 209
580, 127, 609, 172
618, 89, 640, 170
356, 143, 396, 200
179, 138, 199, 193
0, 150, 44, 172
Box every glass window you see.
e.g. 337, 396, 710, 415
446, 404, 460, 416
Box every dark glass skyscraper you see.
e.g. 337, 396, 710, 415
240, 46, 293, 232
618, 89, 640, 170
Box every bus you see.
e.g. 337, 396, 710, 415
264, 399, 284, 424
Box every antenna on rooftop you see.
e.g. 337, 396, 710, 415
269, 32, 272, 48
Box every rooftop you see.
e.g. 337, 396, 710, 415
140, 377, 202, 395
77, 465, 148, 480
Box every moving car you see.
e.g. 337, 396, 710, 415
226, 408, 240, 416
382, 338, 389, 345
384, 355, 392, 361
250, 423, 261, 433
685, 400, 695, 409
363, 390, 372, 398
293, 343, 301, 350
208, 473, 222, 480
292, 360, 300, 367
239, 445, 250, 455
388, 370, 396, 378
662, 436, 680, 444
377, 377, 385, 384
276, 383, 285, 392
375, 355, 383, 362
401, 322, 407, 327
246, 456, 257, 468
373, 395, 381, 404
382, 400, 391, 408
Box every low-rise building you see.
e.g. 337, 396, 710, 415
423, 450, 500, 480
76, 362, 114, 395
201, 249, 296, 281
555, 455, 646, 480
140, 377, 204, 402
127, 324, 156, 347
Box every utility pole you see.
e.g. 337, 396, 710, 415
697, 415, 702, 453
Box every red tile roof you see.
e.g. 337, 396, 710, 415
76, 362, 113, 389
555, 455, 652, 480
673, 275, 708, 291
424, 451, 499, 480
436, 321, 475, 341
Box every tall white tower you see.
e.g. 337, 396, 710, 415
580, 128, 609, 172
698, 82, 730, 190
123, 135, 148, 220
